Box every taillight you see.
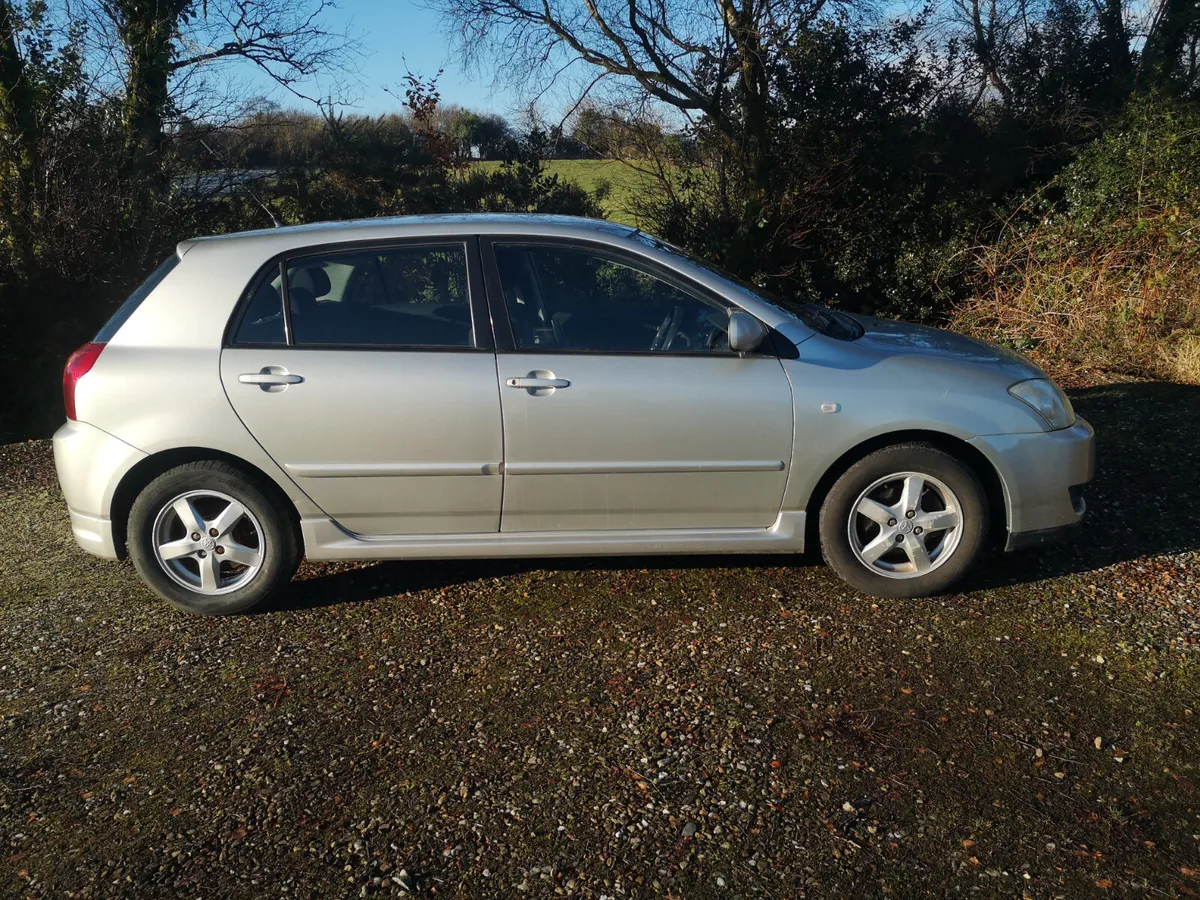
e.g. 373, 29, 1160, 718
63, 342, 105, 421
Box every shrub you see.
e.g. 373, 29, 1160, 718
953, 95, 1200, 383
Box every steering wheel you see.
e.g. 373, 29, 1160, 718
650, 305, 684, 351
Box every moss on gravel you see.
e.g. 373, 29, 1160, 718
1, 383, 1198, 898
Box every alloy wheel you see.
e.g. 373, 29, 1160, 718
151, 490, 265, 595
846, 471, 964, 579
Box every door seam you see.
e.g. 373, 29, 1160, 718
775, 356, 799, 519
491, 351, 507, 531
216, 347, 330, 517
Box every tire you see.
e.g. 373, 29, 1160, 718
818, 443, 988, 598
127, 461, 301, 615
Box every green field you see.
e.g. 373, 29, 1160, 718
474, 158, 654, 226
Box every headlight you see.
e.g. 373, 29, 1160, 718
1007, 378, 1076, 430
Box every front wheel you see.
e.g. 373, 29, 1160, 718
819, 444, 988, 598
128, 461, 301, 615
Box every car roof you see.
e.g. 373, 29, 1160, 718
177, 213, 638, 257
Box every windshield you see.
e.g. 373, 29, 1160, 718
629, 231, 863, 341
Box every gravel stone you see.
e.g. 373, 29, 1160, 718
1, 383, 1197, 897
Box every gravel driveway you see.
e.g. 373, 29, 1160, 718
2, 381, 1198, 899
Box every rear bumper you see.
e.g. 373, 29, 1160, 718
53, 419, 146, 560
969, 417, 1094, 547
66, 507, 119, 558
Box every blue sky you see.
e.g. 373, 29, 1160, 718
238, 0, 528, 117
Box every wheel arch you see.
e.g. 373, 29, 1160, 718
110, 447, 301, 559
802, 429, 1009, 553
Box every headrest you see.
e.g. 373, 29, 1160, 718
291, 266, 331, 298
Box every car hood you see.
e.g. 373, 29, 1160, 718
848, 314, 1044, 382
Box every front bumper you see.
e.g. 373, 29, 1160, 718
1004, 520, 1082, 551
968, 417, 1094, 549
53, 420, 147, 560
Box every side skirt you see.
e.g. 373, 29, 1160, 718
302, 511, 807, 561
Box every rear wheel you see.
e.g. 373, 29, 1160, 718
128, 461, 301, 615
819, 444, 988, 598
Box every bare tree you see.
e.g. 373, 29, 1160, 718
426, 0, 853, 187
96, 0, 356, 190
1140, 0, 1200, 82
943, 0, 1198, 102
951, 0, 1015, 101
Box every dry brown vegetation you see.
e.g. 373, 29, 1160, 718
954, 211, 1200, 383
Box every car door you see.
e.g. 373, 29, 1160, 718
220, 238, 504, 536
482, 238, 794, 532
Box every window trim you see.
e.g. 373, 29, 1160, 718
224, 236, 494, 352
277, 259, 294, 345
478, 236, 779, 359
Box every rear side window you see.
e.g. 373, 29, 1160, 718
286, 244, 472, 347
234, 270, 287, 345
95, 254, 180, 342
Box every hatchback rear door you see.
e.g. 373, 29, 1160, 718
220, 238, 504, 536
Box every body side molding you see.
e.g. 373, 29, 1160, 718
302, 511, 807, 560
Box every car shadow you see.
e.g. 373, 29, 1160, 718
265, 381, 1200, 612
271, 551, 804, 613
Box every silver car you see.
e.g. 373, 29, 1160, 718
53, 214, 1094, 614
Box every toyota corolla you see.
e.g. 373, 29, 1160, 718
53, 214, 1094, 614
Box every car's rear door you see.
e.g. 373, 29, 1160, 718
482, 238, 794, 532
220, 238, 504, 536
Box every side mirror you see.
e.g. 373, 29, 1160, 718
728, 311, 768, 354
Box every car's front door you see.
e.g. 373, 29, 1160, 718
483, 239, 794, 532
220, 239, 504, 536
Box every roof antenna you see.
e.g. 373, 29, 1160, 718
199, 138, 283, 228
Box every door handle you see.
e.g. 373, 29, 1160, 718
506, 377, 570, 389
239, 366, 303, 394
239, 372, 304, 385
506, 370, 569, 397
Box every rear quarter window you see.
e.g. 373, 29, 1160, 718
95, 254, 181, 342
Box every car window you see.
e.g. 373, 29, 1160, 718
286, 245, 473, 347
493, 244, 731, 353
630, 231, 863, 340
233, 270, 287, 345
